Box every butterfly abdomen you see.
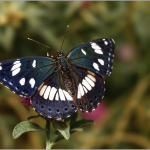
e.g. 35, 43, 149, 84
63, 75, 75, 97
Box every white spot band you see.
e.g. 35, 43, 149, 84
29, 78, 35, 88
19, 78, 25, 86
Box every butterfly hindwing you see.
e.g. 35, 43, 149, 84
31, 66, 105, 119
67, 38, 115, 76
70, 67, 105, 112
31, 69, 77, 120
0, 56, 56, 97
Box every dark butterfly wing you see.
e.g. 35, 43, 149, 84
0, 56, 56, 97
31, 66, 105, 120
31, 69, 77, 120
70, 67, 105, 112
67, 38, 115, 76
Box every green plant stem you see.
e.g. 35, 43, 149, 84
46, 119, 51, 149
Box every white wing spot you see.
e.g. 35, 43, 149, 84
103, 39, 105, 41
12, 68, 21, 76
49, 87, 57, 100
104, 41, 108, 45
87, 70, 95, 76
32, 60, 36, 68
85, 77, 95, 87
38, 82, 44, 91
63, 90, 73, 101
87, 74, 96, 82
40, 85, 47, 96
91, 42, 101, 49
81, 49, 86, 55
93, 62, 99, 71
44, 86, 51, 99
0, 66, 2, 70
98, 59, 104, 65
29, 78, 35, 88
13, 60, 20, 65
79, 83, 84, 96
55, 92, 59, 101
91, 42, 103, 54
83, 86, 88, 93
19, 78, 25, 86
94, 49, 103, 54
11, 63, 21, 71
77, 87, 81, 99
59, 88, 65, 101
82, 79, 92, 91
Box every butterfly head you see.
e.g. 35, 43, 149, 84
57, 51, 64, 60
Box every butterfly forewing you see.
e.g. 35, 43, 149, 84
0, 56, 56, 97
67, 38, 115, 76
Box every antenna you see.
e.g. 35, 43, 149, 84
27, 38, 57, 52
60, 25, 69, 52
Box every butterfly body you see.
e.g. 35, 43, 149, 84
0, 38, 115, 120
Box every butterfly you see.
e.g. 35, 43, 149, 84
0, 38, 115, 120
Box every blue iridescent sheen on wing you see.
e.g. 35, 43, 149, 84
67, 38, 115, 76
0, 56, 56, 97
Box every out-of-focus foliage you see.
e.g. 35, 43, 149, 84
0, 1, 150, 149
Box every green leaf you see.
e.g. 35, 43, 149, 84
54, 127, 83, 135
53, 128, 83, 145
12, 121, 46, 139
64, 111, 78, 126
71, 119, 94, 129
52, 120, 70, 140
53, 127, 83, 144
53, 135, 65, 144
70, 128, 83, 132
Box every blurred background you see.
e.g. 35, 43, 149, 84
0, 1, 150, 149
